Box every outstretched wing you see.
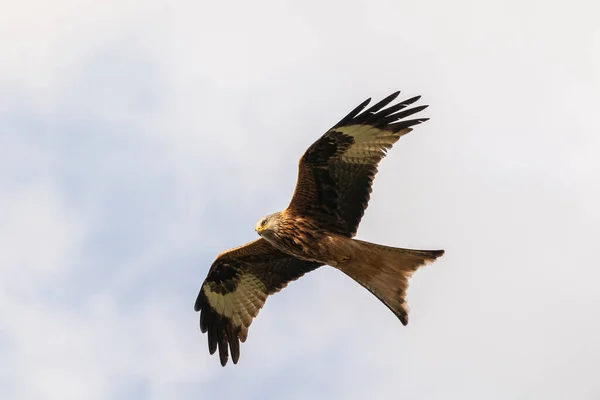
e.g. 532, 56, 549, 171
194, 238, 322, 366
288, 91, 429, 237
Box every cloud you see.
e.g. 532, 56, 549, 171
1, 0, 599, 399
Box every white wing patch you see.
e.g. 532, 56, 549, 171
203, 273, 268, 340
335, 125, 411, 164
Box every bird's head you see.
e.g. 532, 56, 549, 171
255, 212, 281, 237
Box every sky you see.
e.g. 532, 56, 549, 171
1, 0, 599, 399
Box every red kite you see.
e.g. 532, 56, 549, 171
195, 91, 444, 366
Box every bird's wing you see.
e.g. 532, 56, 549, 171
288, 91, 429, 237
194, 238, 322, 366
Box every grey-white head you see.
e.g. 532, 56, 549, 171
255, 212, 281, 238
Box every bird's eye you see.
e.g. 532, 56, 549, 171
261, 219, 267, 227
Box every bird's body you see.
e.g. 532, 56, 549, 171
256, 211, 347, 266
195, 91, 445, 366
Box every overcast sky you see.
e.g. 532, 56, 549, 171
1, 0, 599, 399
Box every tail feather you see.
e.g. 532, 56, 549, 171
337, 239, 444, 325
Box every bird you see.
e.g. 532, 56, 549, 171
194, 91, 445, 366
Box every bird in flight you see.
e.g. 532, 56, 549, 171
195, 91, 444, 366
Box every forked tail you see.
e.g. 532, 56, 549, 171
337, 239, 444, 325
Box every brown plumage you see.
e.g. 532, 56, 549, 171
195, 91, 444, 366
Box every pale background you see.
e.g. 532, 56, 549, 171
1, 0, 599, 399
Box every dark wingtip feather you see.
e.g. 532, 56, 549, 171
332, 97, 371, 129
363, 91, 401, 115
199, 312, 208, 334
229, 326, 241, 364
402, 95, 421, 105
386, 104, 429, 122
388, 117, 429, 131
199, 291, 219, 356
197, 291, 208, 332
196, 286, 242, 367
208, 322, 218, 355
194, 290, 203, 312
218, 328, 229, 366
359, 97, 372, 108
333, 91, 429, 131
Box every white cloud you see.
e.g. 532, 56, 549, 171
0, 182, 83, 276
1, 0, 599, 398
